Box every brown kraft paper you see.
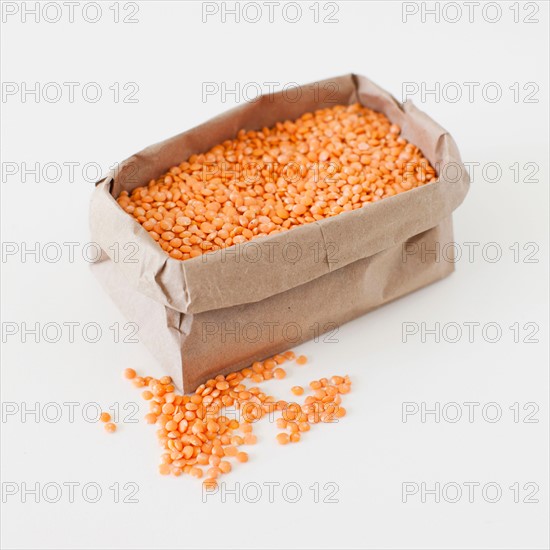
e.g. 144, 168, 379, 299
90, 73, 470, 391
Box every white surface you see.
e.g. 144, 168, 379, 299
1, 1, 549, 549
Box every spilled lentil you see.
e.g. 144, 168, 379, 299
125, 352, 351, 488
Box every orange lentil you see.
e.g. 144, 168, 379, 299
263, 359, 277, 370
206, 467, 221, 479
159, 464, 171, 475
212, 446, 225, 457
236, 451, 249, 463
273, 368, 286, 380
164, 392, 176, 404
219, 461, 232, 474
124, 352, 351, 483
335, 407, 347, 418
296, 355, 308, 366
251, 362, 264, 373
162, 403, 175, 415
151, 383, 166, 397
124, 368, 136, 379
197, 453, 210, 465
287, 422, 299, 433
165, 420, 178, 432
209, 455, 221, 467
224, 445, 238, 457
99, 412, 111, 423
104, 422, 116, 433
276, 418, 288, 429
276, 433, 290, 445
132, 377, 146, 388
117, 104, 435, 262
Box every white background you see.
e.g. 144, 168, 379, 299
1, 1, 549, 549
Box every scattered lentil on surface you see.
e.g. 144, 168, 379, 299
123, 352, 352, 484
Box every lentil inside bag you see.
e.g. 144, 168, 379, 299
116, 103, 437, 261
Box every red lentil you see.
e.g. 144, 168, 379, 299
236, 451, 249, 463
276, 433, 290, 445
273, 368, 286, 380
104, 422, 116, 433
123, 351, 351, 482
117, 104, 436, 261
124, 368, 136, 379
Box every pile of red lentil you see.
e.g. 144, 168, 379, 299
116, 103, 436, 261
116, 352, 351, 488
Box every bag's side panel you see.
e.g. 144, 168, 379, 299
178, 216, 456, 391
91, 216, 454, 392
90, 252, 185, 390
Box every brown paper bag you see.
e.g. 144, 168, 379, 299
90, 73, 469, 391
